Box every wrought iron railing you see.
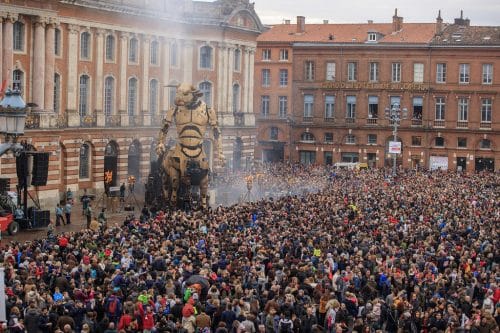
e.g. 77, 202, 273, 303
25, 113, 41, 129
80, 114, 97, 127
105, 115, 121, 127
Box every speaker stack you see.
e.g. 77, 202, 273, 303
31, 153, 50, 187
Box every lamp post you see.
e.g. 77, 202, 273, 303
384, 103, 407, 176
0, 88, 28, 322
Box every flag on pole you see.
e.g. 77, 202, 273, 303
0, 70, 10, 98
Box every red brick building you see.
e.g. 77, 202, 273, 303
0, 0, 264, 207
255, 11, 499, 172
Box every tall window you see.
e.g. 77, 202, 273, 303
369, 62, 379, 82
367, 134, 377, 145
261, 96, 270, 116
150, 40, 159, 65
390, 96, 401, 110
458, 98, 469, 121
279, 49, 289, 61
278, 96, 288, 118
261, 69, 270, 87
104, 77, 114, 116
305, 61, 315, 81
80, 32, 91, 59
262, 49, 271, 61
200, 45, 212, 69
346, 96, 356, 119
234, 49, 241, 71
414, 63, 424, 83
128, 78, 137, 115
481, 98, 492, 122
413, 97, 423, 120
436, 63, 446, 83
368, 96, 378, 118
279, 69, 288, 87
169, 85, 177, 107
79, 75, 89, 116
199, 81, 212, 107
12, 70, 23, 91
270, 127, 279, 141
79, 143, 90, 179
482, 64, 493, 84
170, 43, 178, 66
129, 38, 138, 63
149, 79, 158, 115
55, 28, 61, 56
54, 73, 61, 113
232, 84, 240, 112
435, 97, 446, 120
345, 135, 356, 144
304, 94, 314, 117
459, 64, 470, 84
325, 95, 335, 119
392, 63, 401, 82
13, 21, 24, 51
326, 62, 336, 81
105, 35, 115, 61
347, 62, 357, 81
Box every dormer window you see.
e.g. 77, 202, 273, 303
368, 32, 377, 42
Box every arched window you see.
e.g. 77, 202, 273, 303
149, 79, 158, 115
12, 70, 24, 92
54, 28, 61, 56
170, 43, 178, 66
232, 83, 240, 112
54, 73, 61, 113
79, 75, 90, 116
199, 81, 212, 107
105, 35, 115, 61
200, 45, 212, 69
79, 143, 90, 179
150, 40, 159, 65
234, 49, 241, 71
80, 31, 91, 59
129, 37, 138, 63
169, 82, 178, 107
104, 76, 114, 116
128, 78, 137, 115
301, 132, 315, 142
128, 140, 141, 180
13, 21, 24, 51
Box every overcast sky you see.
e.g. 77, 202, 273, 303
249, 0, 500, 26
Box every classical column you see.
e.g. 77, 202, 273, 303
243, 47, 250, 114
0, 16, 3, 85
247, 47, 255, 114
220, 43, 229, 114
182, 40, 193, 83
2, 13, 18, 87
66, 24, 79, 113
44, 18, 57, 111
227, 45, 235, 113
160, 38, 171, 112
119, 32, 129, 126
95, 29, 105, 126
216, 43, 226, 112
142, 35, 150, 112
32, 17, 47, 109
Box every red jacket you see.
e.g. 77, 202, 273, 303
117, 314, 132, 331
142, 312, 155, 330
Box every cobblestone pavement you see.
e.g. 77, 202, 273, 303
0, 196, 143, 243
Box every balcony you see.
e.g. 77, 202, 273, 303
25, 113, 41, 129
105, 115, 121, 127
345, 117, 355, 124
234, 112, 244, 126
80, 114, 97, 127
366, 118, 378, 125
324, 117, 335, 123
411, 119, 423, 126
129, 115, 143, 127
480, 122, 492, 129
433, 120, 445, 128
150, 115, 164, 127
456, 121, 468, 129
302, 116, 313, 123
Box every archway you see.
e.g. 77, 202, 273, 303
233, 137, 243, 171
104, 141, 119, 187
128, 140, 141, 180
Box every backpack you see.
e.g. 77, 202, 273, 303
279, 320, 292, 333
108, 297, 119, 315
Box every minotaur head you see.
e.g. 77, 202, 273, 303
175, 83, 203, 107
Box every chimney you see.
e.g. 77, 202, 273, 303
368, 20, 373, 24
454, 10, 470, 26
284, 19, 290, 25
323, 19, 329, 24
297, 16, 305, 33
392, 8, 403, 32
436, 10, 443, 34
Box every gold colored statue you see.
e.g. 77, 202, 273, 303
156, 83, 225, 209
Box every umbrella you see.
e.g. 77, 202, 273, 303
185, 275, 210, 290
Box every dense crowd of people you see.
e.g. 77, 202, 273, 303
1, 164, 499, 333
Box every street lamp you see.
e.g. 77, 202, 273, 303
0, 88, 28, 155
384, 103, 407, 176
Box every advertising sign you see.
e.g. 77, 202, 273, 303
388, 141, 401, 154
429, 156, 449, 171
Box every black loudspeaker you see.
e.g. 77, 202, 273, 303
16, 153, 29, 187
31, 153, 50, 187
30, 209, 51, 228
0, 178, 10, 193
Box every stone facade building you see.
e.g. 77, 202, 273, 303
0, 0, 264, 206
255, 11, 499, 172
